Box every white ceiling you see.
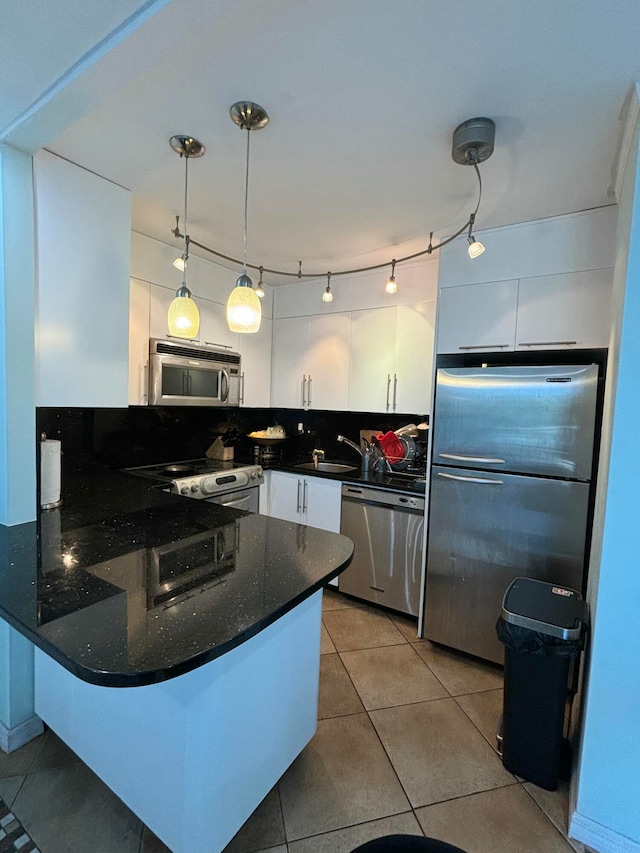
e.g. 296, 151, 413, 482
4, 0, 640, 283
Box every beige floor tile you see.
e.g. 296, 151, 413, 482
415, 784, 575, 852
412, 640, 503, 696
30, 728, 82, 772
13, 760, 142, 853
323, 588, 358, 611
0, 733, 45, 778
0, 774, 24, 806
224, 786, 286, 853
278, 712, 410, 841
321, 622, 336, 654
323, 606, 406, 652
288, 811, 423, 853
523, 781, 587, 852
389, 612, 420, 642
319, 653, 365, 719
456, 689, 504, 750
370, 698, 515, 808
340, 644, 447, 710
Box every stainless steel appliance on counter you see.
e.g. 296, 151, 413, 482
148, 338, 241, 407
425, 363, 600, 663
126, 459, 264, 513
339, 483, 425, 616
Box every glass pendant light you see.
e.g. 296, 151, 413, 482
322, 272, 334, 302
167, 136, 204, 338
226, 102, 268, 334
385, 259, 398, 293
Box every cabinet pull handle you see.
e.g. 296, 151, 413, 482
458, 344, 510, 350
240, 371, 245, 404
141, 362, 148, 403
302, 375, 307, 408
437, 472, 503, 485
308, 375, 312, 408
302, 480, 308, 513
439, 453, 506, 464
518, 340, 578, 347
296, 479, 302, 513
386, 374, 391, 411
393, 373, 398, 411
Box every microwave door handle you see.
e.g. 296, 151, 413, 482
221, 369, 230, 402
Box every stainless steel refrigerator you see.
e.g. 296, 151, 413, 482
424, 364, 599, 663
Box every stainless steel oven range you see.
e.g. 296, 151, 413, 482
125, 459, 264, 513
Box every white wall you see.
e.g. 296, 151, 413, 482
570, 116, 640, 851
0, 143, 42, 751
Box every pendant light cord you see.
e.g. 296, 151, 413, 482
243, 127, 250, 274
182, 155, 189, 287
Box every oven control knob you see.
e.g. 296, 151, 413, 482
180, 486, 189, 495
191, 484, 199, 493
250, 471, 257, 479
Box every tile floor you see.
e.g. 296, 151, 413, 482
0, 589, 592, 853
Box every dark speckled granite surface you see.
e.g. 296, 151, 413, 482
0, 464, 353, 688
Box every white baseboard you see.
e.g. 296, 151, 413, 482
570, 810, 640, 853
0, 715, 44, 754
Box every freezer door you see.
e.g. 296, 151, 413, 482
432, 365, 598, 480
424, 466, 589, 663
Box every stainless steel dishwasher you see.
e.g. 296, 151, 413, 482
338, 484, 425, 616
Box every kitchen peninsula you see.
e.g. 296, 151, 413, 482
0, 466, 354, 853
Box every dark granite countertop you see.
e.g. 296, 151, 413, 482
0, 465, 353, 688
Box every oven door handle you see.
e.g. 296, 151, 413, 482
220, 369, 230, 402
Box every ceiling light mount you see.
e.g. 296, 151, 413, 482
230, 102, 269, 132
451, 117, 495, 165
169, 135, 205, 158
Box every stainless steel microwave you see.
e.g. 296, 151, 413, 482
148, 338, 241, 406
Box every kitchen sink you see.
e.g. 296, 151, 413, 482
294, 461, 358, 474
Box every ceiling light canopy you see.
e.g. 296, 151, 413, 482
169, 115, 495, 309
167, 136, 204, 339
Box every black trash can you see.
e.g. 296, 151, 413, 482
496, 577, 588, 791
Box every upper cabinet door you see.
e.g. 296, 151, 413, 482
395, 302, 436, 415
348, 307, 397, 413
198, 299, 237, 351
515, 269, 613, 350
272, 317, 311, 408
436, 280, 519, 354
35, 151, 131, 407
308, 313, 351, 411
238, 317, 272, 408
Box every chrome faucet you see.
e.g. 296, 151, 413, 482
336, 435, 363, 457
312, 448, 325, 469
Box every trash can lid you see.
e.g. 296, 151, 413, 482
501, 578, 588, 640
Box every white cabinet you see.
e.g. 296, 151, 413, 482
268, 471, 342, 532
348, 307, 396, 412
394, 302, 437, 414
238, 317, 272, 408
436, 280, 519, 354
272, 314, 350, 410
34, 150, 131, 407
349, 304, 436, 413
129, 279, 150, 405
272, 317, 310, 408
515, 269, 612, 350
436, 271, 612, 355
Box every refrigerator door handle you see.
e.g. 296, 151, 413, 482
437, 472, 503, 485
439, 453, 506, 464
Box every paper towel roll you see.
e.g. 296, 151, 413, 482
40, 439, 62, 509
